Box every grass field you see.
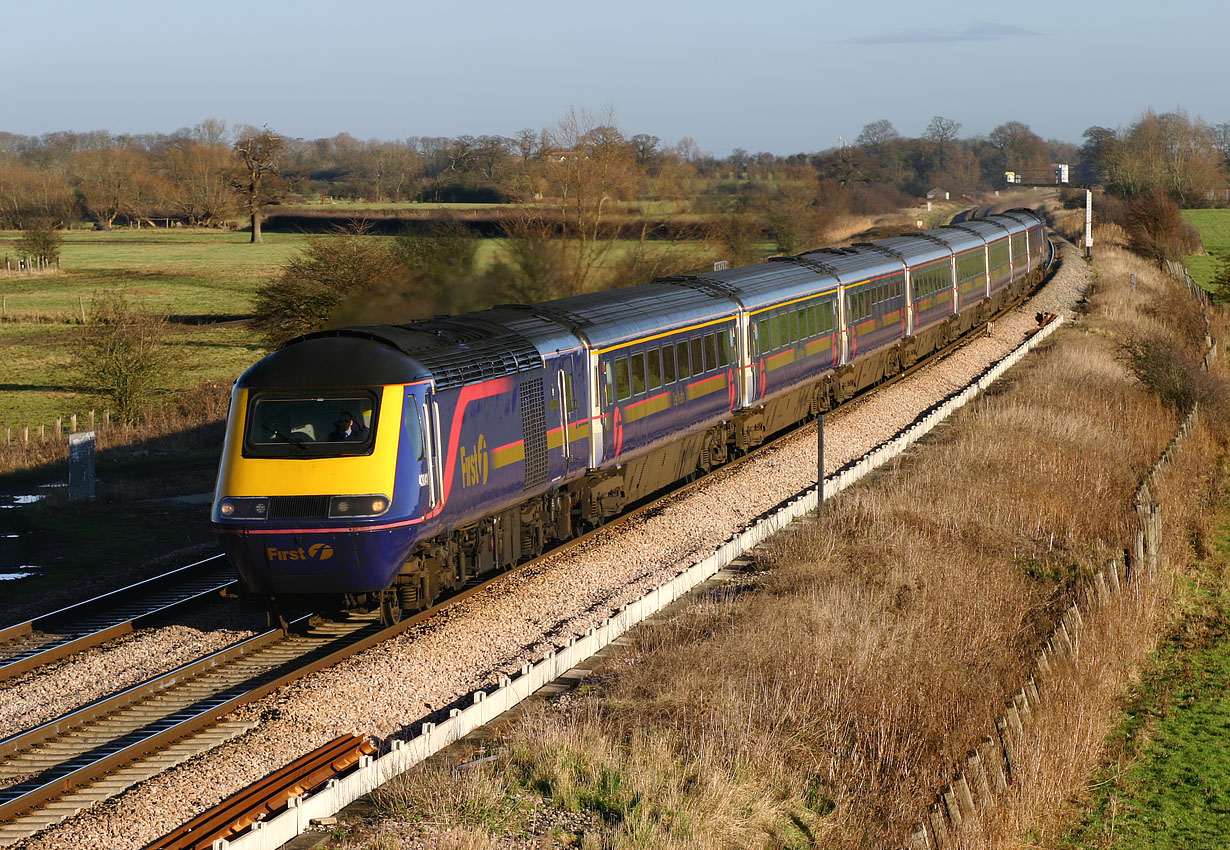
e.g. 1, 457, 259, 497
1181, 209, 1230, 287
0, 229, 311, 425
1060, 514, 1230, 848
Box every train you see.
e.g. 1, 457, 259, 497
212, 209, 1050, 624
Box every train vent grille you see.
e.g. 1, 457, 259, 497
268, 495, 330, 520
521, 376, 548, 489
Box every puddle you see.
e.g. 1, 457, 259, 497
0, 495, 46, 509
0, 568, 42, 581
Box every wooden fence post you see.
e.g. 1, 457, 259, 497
928, 803, 948, 848
941, 784, 963, 828
55, 417, 62, 439
980, 734, 1008, 794
89, 410, 95, 430
70, 413, 77, 433
967, 749, 993, 807
953, 773, 976, 819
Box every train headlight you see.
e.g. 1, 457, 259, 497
217, 497, 269, 520
328, 495, 391, 518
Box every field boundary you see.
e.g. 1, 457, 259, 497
206, 316, 1066, 850
908, 259, 1213, 849
908, 401, 1201, 849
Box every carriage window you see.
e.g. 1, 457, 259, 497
717, 331, 730, 367
647, 348, 662, 390
703, 333, 717, 371
630, 352, 646, 395
663, 346, 676, 383
690, 337, 704, 374
788, 310, 798, 343
677, 341, 691, 379
807, 305, 817, 337
758, 319, 771, 352
614, 357, 631, 401
776, 314, 787, 347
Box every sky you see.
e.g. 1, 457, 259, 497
2, 0, 1223, 156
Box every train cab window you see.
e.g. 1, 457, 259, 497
703, 333, 717, 372
245, 393, 378, 458
630, 352, 647, 395
676, 341, 691, 379
690, 337, 704, 375
647, 348, 663, 390
614, 357, 631, 401
663, 346, 676, 383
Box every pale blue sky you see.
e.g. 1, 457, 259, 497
2, 0, 1221, 154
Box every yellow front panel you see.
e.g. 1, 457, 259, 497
218, 386, 404, 497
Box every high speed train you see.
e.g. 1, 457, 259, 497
213, 209, 1049, 624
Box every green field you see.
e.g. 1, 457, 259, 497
1062, 516, 1230, 848
1181, 209, 1230, 287
0, 229, 309, 425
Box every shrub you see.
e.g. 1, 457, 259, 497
1122, 188, 1202, 265
250, 235, 404, 350
16, 218, 63, 265
75, 292, 170, 423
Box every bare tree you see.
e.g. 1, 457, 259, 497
856, 119, 899, 151
232, 127, 285, 243
924, 116, 962, 167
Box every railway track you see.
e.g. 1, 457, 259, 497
0, 241, 1061, 844
0, 556, 235, 683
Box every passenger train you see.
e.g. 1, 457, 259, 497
213, 209, 1050, 624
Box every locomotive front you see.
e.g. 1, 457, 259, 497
212, 332, 434, 605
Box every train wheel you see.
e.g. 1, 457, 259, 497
378, 590, 403, 626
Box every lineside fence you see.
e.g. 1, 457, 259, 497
909, 261, 1214, 849
908, 401, 1201, 849
208, 318, 1067, 850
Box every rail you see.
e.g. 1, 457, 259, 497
0, 554, 234, 682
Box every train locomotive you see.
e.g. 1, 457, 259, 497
213, 209, 1050, 624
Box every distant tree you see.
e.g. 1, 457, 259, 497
924, 116, 962, 168
232, 127, 285, 243
75, 292, 170, 422
250, 234, 403, 349
16, 218, 63, 266
856, 119, 899, 151
73, 147, 168, 228
988, 120, 1049, 179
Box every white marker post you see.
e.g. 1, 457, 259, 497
1085, 189, 1093, 260
69, 431, 96, 501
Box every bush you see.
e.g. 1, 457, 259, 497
250, 235, 405, 350
16, 218, 63, 265
1122, 188, 1202, 265
75, 292, 170, 423
1123, 335, 1228, 425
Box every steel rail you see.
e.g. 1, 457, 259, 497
0, 555, 235, 683
140, 734, 376, 850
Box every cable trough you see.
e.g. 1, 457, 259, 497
0, 555, 235, 683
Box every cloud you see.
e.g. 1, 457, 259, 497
852, 21, 1041, 45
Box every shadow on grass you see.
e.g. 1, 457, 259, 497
0, 418, 227, 626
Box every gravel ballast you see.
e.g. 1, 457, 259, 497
12, 244, 1090, 850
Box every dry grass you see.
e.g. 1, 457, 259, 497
336, 246, 1223, 850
